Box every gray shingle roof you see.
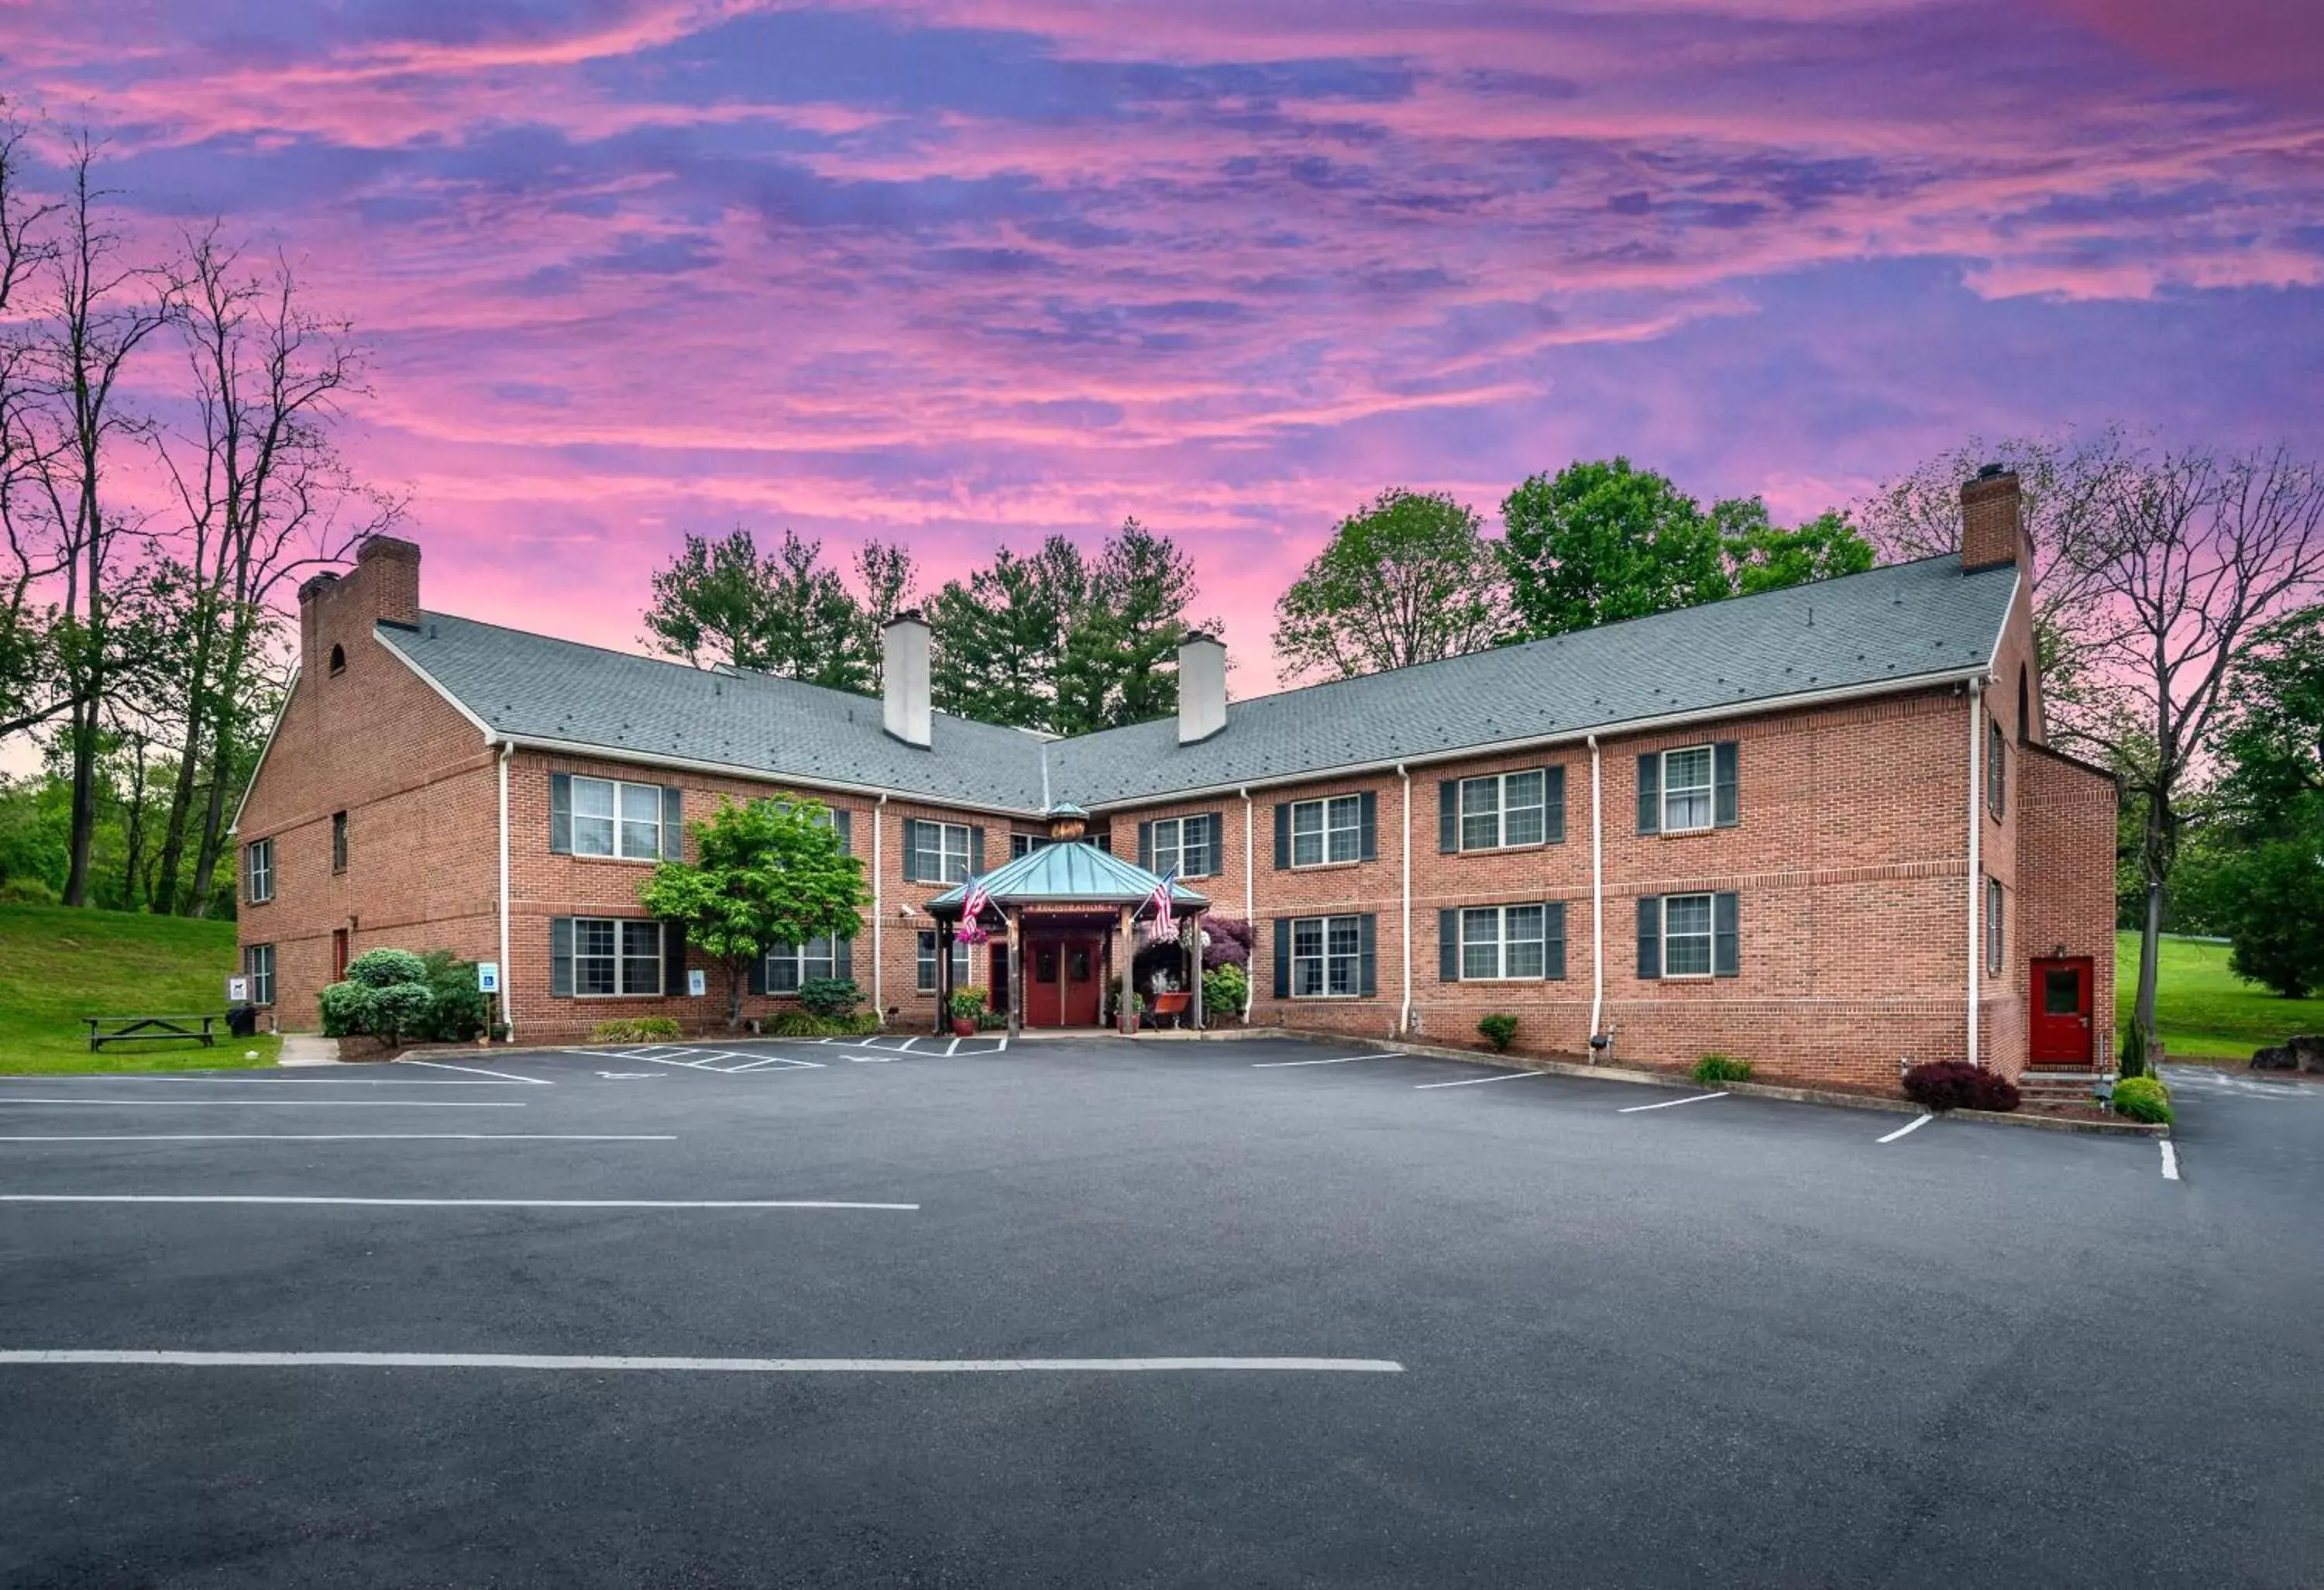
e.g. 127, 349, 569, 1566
381, 553, 2015, 817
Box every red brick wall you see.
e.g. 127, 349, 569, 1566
2019, 745, 2120, 1071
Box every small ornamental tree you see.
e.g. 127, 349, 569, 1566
638, 795, 868, 1029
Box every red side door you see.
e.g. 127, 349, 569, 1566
2029, 956, 2095, 1067
1061, 938, 1102, 1027
1025, 939, 1062, 1027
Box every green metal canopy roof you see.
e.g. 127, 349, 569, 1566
924, 842, 1208, 916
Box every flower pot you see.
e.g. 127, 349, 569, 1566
951, 1017, 976, 1037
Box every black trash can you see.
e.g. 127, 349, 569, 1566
226, 1004, 258, 1040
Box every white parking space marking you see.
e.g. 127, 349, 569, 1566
1415, 1070, 1548, 1090
845, 1055, 894, 1064
0, 1351, 1405, 1375
1618, 1092, 1729, 1113
394, 1060, 554, 1085
0, 1195, 917, 1210
717, 1055, 825, 1073
1877, 1113, 1934, 1144
2161, 1141, 2181, 1180
1253, 1052, 1408, 1069
617, 1053, 729, 1072
0, 1098, 523, 1109
0, 1134, 676, 1143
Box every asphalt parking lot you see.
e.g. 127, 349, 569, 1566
2, 1036, 2317, 1588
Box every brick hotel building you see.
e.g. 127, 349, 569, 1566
233, 470, 2116, 1089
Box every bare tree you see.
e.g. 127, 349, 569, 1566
0, 108, 66, 741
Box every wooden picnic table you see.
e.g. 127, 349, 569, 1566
85, 1015, 221, 1051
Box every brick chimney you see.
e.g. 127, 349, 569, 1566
299, 535, 422, 680
1959, 465, 2031, 574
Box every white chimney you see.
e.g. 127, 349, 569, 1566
1177, 631, 1226, 745
882, 610, 932, 748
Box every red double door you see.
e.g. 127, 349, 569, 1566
2029, 956, 2095, 1067
1024, 935, 1103, 1027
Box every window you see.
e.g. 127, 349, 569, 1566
1291, 914, 1364, 997
765, 936, 839, 993
1010, 833, 1048, 859
328, 643, 346, 676
1461, 904, 1549, 980
571, 917, 665, 997
567, 776, 667, 859
1987, 721, 2007, 820
912, 821, 972, 885
1149, 816, 1214, 878
244, 838, 273, 905
1662, 893, 1715, 977
1458, 771, 1547, 851
1290, 796, 1364, 867
916, 931, 972, 993
1986, 878, 2004, 974
242, 942, 275, 1006
330, 811, 347, 873
1661, 747, 1714, 833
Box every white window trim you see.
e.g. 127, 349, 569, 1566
571, 917, 665, 998
1660, 892, 1716, 979
1457, 771, 1548, 853
764, 937, 841, 993
1288, 797, 1363, 869
916, 931, 972, 993
1290, 913, 1364, 998
1985, 878, 2004, 974
1660, 747, 1715, 835
1459, 904, 1550, 982
246, 838, 273, 905
244, 943, 275, 1006
1151, 815, 1213, 879
914, 821, 972, 886
570, 775, 667, 862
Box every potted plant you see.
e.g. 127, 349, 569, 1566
947, 986, 988, 1037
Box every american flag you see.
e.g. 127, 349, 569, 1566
1148, 868, 1177, 939
960, 873, 991, 924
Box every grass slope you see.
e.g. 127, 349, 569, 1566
0, 903, 277, 1074
2116, 930, 2324, 1061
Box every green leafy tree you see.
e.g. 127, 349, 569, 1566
2219, 841, 2324, 999
643, 528, 913, 692
638, 796, 868, 1029
1499, 459, 1731, 639
1719, 504, 1876, 595
928, 543, 1072, 730
1273, 488, 1511, 682
2207, 608, 2324, 997
1066, 519, 1205, 731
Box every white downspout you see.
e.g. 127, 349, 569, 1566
1966, 686, 1983, 1069
1396, 763, 1412, 1036
1587, 734, 1604, 1047
1240, 786, 1255, 1020
496, 739, 514, 1041
872, 793, 889, 1016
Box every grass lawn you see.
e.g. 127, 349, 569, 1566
0, 903, 277, 1074
2116, 930, 2324, 1061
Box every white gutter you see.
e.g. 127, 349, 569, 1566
1966, 684, 1984, 1069
871, 793, 888, 1013
1396, 764, 1412, 1036
496, 739, 514, 1041
1587, 734, 1604, 1045
1239, 786, 1255, 1020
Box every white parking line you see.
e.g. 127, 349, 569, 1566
1617, 1091, 1728, 1113
0, 1195, 917, 1210
2161, 1141, 2181, 1180
615, 1053, 727, 1072
394, 1060, 553, 1086
1253, 1052, 1408, 1069
844, 1055, 894, 1064
1877, 1113, 1934, 1144
0, 1098, 523, 1109
717, 1055, 825, 1073
1415, 1070, 1547, 1090
0, 1350, 1405, 1375
0, 1134, 675, 1143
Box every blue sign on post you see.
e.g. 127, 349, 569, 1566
477, 962, 501, 995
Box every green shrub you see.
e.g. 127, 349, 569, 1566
798, 977, 861, 1019
344, 948, 428, 989
761, 1010, 879, 1038
1692, 1053, 1755, 1084
414, 951, 486, 1043
1477, 1014, 1519, 1051
947, 986, 988, 1022
2111, 1074, 2173, 1125
317, 980, 369, 1039
1202, 962, 1249, 1022
0, 876, 60, 905
588, 1017, 685, 1044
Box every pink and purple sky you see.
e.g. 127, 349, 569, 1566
9, 0, 2321, 684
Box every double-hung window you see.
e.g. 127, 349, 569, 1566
1150, 816, 1213, 878
916, 931, 972, 993
570, 776, 665, 859
1661, 748, 1714, 833
913, 821, 971, 886
1661, 893, 1715, 977
1985, 878, 2004, 974
1290, 797, 1363, 867
1461, 905, 1548, 980
1291, 915, 1363, 996
572, 918, 664, 996
1459, 771, 1546, 851
242, 943, 275, 1006
244, 838, 273, 905
765, 938, 839, 993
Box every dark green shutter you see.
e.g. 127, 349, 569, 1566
748, 951, 767, 996
836, 936, 854, 983
835, 809, 852, 853
1636, 755, 1659, 835
1439, 908, 1459, 982
1357, 792, 1378, 862
900, 819, 921, 882
1273, 804, 1291, 869
1202, 813, 1224, 876
550, 773, 572, 854
1272, 919, 1291, 998
915, 931, 934, 993
663, 921, 686, 996
1714, 893, 1739, 977
1358, 914, 1377, 996
1439, 780, 1459, 852
1137, 821, 1153, 871
1635, 896, 1661, 980
1544, 901, 1567, 980
971, 826, 985, 873
1714, 742, 1739, 828
1545, 766, 1567, 843
662, 787, 683, 859
550, 917, 574, 996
